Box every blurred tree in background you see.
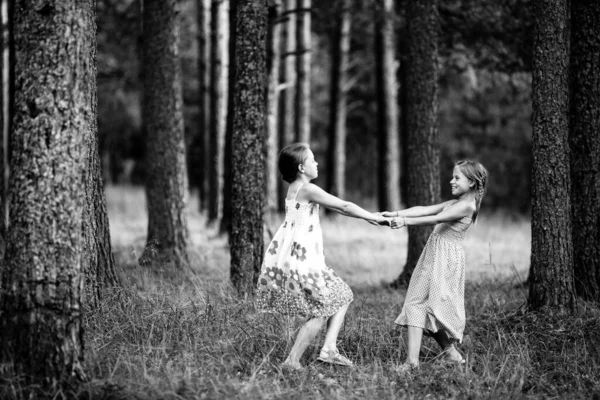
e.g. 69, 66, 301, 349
95, 0, 535, 214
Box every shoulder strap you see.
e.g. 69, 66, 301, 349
293, 183, 305, 200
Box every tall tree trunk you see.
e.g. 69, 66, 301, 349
0, 0, 4, 262
327, 0, 351, 200
83, 0, 119, 308
395, 0, 440, 286
278, 0, 296, 211
527, 0, 575, 313
266, 0, 282, 212
208, 0, 229, 224
569, 0, 600, 302
295, 0, 311, 143
220, 0, 236, 235
1, 0, 90, 384
197, 0, 211, 211
140, 0, 190, 269
230, 0, 267, 295
374, 0, 400, 212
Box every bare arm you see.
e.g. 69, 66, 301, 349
301, 183, 389, 225
391, 201, 474, 228
381, 202, 450, 218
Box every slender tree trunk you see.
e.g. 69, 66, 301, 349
230, 0, 267, 295
395, 0, 440, 286
266, 0, 282, 212
0, 0, 4, 262
527, 0, 575, 313
1, 0, 91, 384
140, 0, 190, 269
197, 0, 211, 211
83, 0, 119, 308
295, 0, 311, 142
278, 0, 296, 211
208, 0, 229, 224
569, 0, 600, 302
374, 0, 400, 212
327, 0, 350, 200
220, 0, 236, 235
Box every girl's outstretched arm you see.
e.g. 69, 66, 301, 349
301, 183, 389, 225
391, 201, 475, 229
380, 202, 449, 218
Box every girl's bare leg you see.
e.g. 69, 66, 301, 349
283, 317, 326, 368
406, 326, 424, 366
321, 304, 349, 352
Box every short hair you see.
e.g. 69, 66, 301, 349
278, 142, 309, 183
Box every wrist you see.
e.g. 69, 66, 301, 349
395, 211, 399, 217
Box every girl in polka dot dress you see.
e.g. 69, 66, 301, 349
383, 160, 488, 371
257, 142, 390, 370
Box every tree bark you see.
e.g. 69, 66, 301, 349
295, 0, 311, 143
230, 0, 267, 296
527, 0, 575, 313
208, 0, 229, 223
0, 0, 4, 262
327, 0, 351, 200
1, 0, 90, 384
396, 0, 440, 285
374, 0, 400, 212
569, 0, 600, 302
266, 0, 282, 212
83, 0, 119, 308
197, 0, 211, 211
140, 0, 190, 269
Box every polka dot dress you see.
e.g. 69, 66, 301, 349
395, 200, 472, 342
256, 184, 353, 318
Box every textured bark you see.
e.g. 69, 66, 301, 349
266, 0, 282, 212
197, 0, 211, 210
570, 0, 600, 302
396, 0, 440, 285
374, 0, 400, 211
140, 0, 190, 269
83, 0, 119, 308
327, 0, 351, 200
208, 0, 229, 223
295, 0, 311, 143
0, 0, 90, 383
0, 1, 4, 262
527, 0, 575, 313
220, 0, 236, 235
230, 0, 267, 295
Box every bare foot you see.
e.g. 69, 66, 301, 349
442, 347, 465, 364
281, 360, 305, 371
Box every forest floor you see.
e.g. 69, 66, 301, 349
6, 185, 600, 399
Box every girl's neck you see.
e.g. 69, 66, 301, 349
294, 175, 311, 185
457, 191, 476, 202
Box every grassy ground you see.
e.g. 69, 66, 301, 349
4, 185, 599, 399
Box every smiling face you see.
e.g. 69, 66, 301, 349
299, 149, 319, 180
450, 165, 474, 197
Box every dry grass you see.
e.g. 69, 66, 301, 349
2, 185, 598, 399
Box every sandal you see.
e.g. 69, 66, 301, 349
317, 349, 353, 367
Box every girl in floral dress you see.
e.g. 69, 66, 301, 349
383, 160, 488, 371
257, 142, 390, 370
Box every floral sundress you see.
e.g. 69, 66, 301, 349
256, 184, 353, 318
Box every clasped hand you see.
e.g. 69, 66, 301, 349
371, 211, 406, 229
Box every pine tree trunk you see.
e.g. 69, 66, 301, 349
295, 0, 311, 143
374, 0, 400, 212
282, 0, 296, 146
569, 0, 600, 302
527, 0, 575, 313
1, 0, 90, 384
230, 0, 267, 296
327, 0, 350, 200
208, 0, 229, 223
83, 0, 119, 308
220, 0, 236, 235
140, 0, 190, 269
0, 2, 4, 262
266, 0, 283, 212
396, 0, 440, 285
197, 0, 211, 211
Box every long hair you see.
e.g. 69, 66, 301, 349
455, 159, 488, 223
278, 142, 309, 183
